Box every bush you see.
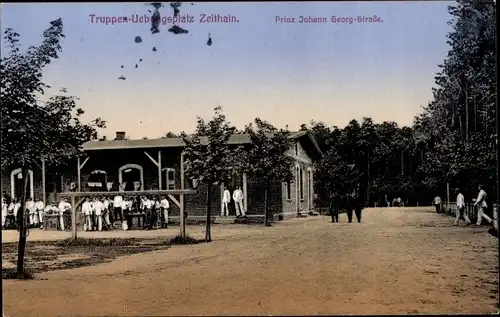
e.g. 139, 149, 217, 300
2, 267, 35, 280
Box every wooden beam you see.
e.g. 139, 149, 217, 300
144, 151, 159, 168
180, 152, 186, 238
41, 159, 46, 206
158, 150, 162, 190
59, 189, 196, 197
80, 157, 90, 170
168, 194, 181, 208
77, 157, 81, 192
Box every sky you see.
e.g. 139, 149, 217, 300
1, 2, 453, 139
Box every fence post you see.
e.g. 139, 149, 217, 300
71, 195, 77, 240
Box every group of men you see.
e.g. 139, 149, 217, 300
433, 184, 489, 227
328, 194, 363, 223
1, 195, 71, 230
81, 195, 170, 231
1, 193, 171, 232
221, 186, 245, 217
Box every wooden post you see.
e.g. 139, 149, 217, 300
242, 173, 248, 213
180, 152, 185, 238
71, 195, 77, 240
220, 183, 224, 216
41, 159, 46, 205
158, 150, 162, 190
446, 183, 450, 203
77, 156, 81, 192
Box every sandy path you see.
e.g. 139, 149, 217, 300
2, 207, 499, 316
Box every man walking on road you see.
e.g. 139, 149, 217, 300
329, 195, 339, 223
433, 195, 442, 213
453, 188, 471, 226
474, 184, 488, 226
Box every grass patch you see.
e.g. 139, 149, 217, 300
53, 238, 139, 247
168, 234, 205, 245
2, 267, 36, 280
2, 238, 173, 277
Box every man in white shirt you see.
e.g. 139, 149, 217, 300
58, 198, 71, 231
121, 198, 133, 230
222, 188, 231, 216
233, 186, 245, 217
113, 195, 124, 224
103, 197, 112, 229
160, 196, 170, 228
82, 198, 92, 231
26, 197, 36, 227
453, 188, 471, 226
12, 199, 21, 228
474, 185, 488, 226
93, 198, 104, 231
433, 196, 442, 213
141, 196, 153, 230
35, 199, 45, 229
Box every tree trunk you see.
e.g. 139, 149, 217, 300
205, 183, 212, 242
17, 166, 29, 279
264, 182, 271, 227
465, 87, 469, 140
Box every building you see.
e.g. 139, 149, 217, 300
1, 131, 322, 222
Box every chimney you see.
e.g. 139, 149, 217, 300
115, 131, 126, 140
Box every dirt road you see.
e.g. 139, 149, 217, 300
2, 207, 499, 316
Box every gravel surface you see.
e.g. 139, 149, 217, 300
2, 207, 498, 316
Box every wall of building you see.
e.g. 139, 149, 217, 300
281, 140, 315, 218
1, 166, 44, 202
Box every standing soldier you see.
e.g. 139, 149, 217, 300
346, 193, 354, 223
329, 194, 338, 223
354, 194, 363, 223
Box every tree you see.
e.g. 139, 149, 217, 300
314, 147, 361, 206
0, 19, 106, 278
162, 132, 178, 138
243, 119, 294, 226
416, 0, 497, 201
181, 106, 238, 242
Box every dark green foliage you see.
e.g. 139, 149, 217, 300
243, 118, 295, 225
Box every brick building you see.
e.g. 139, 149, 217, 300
1, 131, 322, 222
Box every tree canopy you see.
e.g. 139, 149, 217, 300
312, 0, 497, 206
1, 19, 106, 172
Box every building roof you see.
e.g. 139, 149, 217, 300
83, 131, 323, 159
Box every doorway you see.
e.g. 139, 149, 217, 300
10, 168, 34, 200
162, 168, 176, 190
118, 164, 143, 191
295, 166, 300, 214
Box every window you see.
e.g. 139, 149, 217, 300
285, 181, 291, 200
295, 143, 298, 155
164, 168, 176, 190
299, 168, 304, 200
